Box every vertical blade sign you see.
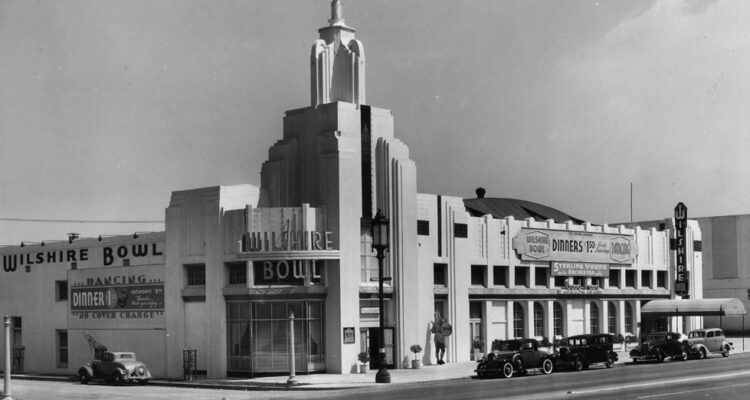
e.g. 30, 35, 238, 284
674, 202, 689, 297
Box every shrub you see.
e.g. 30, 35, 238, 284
409, 344, 422, 360
358, 351, 370, 363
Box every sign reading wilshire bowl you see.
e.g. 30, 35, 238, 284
513, 228, 637, 265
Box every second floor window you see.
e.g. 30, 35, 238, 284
186, 264, 206, 286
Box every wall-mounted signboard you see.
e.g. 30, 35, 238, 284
68, 265, 165, 330
513, 229, 637, 264
551, 262, 610, 277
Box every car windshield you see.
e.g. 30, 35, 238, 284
497, 341, 521, 351
688, 331, 705, 338
119, 354, 133, 359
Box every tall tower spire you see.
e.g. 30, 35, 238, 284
329, 0, 344, 26
311, 1, 365, 106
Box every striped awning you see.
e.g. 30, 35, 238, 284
641, 298, 747, 316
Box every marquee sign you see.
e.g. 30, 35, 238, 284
253, 260, 322, 285
238, 206, 339, 260
68, 265, 165, 330
513, 229, 636, 264
674, 202, 689, 297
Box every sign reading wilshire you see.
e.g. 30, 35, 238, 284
674, 202, 689, 297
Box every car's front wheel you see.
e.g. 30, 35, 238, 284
573, 358, 583, 372
605, 355, 615, 368
78, 370, 91, 385
111, 370, 124, 385
680, 350, 688, 361
541, 358, 554, 375
722, 346, 730, 357
501, 362, 514, 378
698, 348, 707, 360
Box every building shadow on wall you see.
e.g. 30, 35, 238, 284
422, 322, 433, 365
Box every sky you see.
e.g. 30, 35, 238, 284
1, 0, 749, 245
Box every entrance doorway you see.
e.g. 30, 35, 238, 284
469, 302, 483, 360
362, 328, 394, 368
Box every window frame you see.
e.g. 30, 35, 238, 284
55, 280, 68, 301
56, 329, 68, 368
226, 262, 248, 286
185, 264, 206, 287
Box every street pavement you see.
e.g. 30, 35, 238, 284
6, 337, 749, 392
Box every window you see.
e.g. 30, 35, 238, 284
553, 302, 563, 337
417, 220, 430, 236
186, 264, 206, 286
470, 302, 482, 319
609, 269, 620, 288
434, 264, 447, 286
533, 302, 544, 337
11, 317, 21, 348
454, 223, 468, 238
227, 262, 247, 285
471, 265, 486, 287
515, 267, 528, 288
625, 302, 633, 333
534, 268, 548, 288
625, 270, 636, 288
608, 302, 617, 334
554, 276, 567, 287
493, 266, 507, 287
572, 277, 585, 287
657, 271, 667, 288
227, 301, 326, 373
55, 280, 68, 301
641, 270, 652, 288
591, 277, 602, 288
513, 303, 525, 338
590, 302, 600, 334
56, 330, 68, 368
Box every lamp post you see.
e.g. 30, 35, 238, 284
3, 315, 12, 400
372, 210, 391, 384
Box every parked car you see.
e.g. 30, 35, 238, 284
475, 338, 555, 378
630, 332, 688, 363
556, 333, 618, 371
78, 351, 151, 385
686, 328, 733, 359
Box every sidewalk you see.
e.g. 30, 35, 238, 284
152, 361, 479, 391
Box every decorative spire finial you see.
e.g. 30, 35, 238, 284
329, 0, 344, 25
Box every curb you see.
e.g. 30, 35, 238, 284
10, 374, 372, 392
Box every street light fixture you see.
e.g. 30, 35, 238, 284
372, 209, 391, 384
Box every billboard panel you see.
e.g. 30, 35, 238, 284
513, 228, 637, 264
68, 265, 165, 330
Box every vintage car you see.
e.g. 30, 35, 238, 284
630, 332, 688, 363
78, 351, 151, 385
686, 328, 733, 359
556, 333, 618, 371
475, 338, 555, 378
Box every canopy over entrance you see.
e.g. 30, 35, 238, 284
641, 298, 747, 317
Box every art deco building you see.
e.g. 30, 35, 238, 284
0, 1, 703, 378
